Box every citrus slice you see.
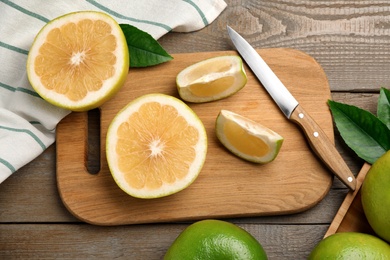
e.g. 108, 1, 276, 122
106, 93, 207, 199
176, 55, 247, 103
27, 11, 129, 111
215, 110, 284, 164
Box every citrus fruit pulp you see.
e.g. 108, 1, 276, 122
215, 110, 284, 163
164, 219, 268, 260
27, 11, 129, 111
106, 93, 207, 199
361, 150, 390, 243
308, 232, 390, 259
176, 55, 247, 103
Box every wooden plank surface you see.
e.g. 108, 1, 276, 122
1, 0, 388, 258
324, 163, 375, 237
0, 224, 327, 259
56, 49, 333, 225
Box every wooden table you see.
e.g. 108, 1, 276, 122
1, 1, 388, 258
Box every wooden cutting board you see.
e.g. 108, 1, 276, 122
56, 48, 334, 226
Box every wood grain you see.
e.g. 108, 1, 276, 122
324, 163, 375, 237
56, 49, 333, 225
0, 223, 327, 259
1, 0, 388, 258
160, 0, 390, 92
290, 105, 356, 190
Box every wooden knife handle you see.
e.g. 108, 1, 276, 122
290, 104, 356, 191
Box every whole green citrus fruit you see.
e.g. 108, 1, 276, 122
164, 219, 267, 260
361, 150, 390, 243
308, 232, 390, 259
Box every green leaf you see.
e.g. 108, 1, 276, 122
328, 100, 390, 164
120, 24, 173, 68
377, 87, 390, 129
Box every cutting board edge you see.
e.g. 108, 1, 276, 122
57, 182, 333, 226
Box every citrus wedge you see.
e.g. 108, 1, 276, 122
27, 11, 129, 111
106, 93, 207, 199
215, 110, 283, 164
176, 55, 247, 103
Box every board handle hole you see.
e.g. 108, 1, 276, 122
87, 108, 101, 174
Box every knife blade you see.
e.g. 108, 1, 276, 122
227, 26, 356, 191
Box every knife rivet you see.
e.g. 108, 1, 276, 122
313, 132, 319, 137
348, 177, 353, 182
299, 113, 304, 119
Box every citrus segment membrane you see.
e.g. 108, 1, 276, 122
176, 55, 247, 103
106, 94, 207, 199
216, 110, 284, 164
27, 11, 129, 111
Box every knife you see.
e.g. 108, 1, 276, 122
227, 26, 356, 191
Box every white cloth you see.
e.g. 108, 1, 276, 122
0, 0, 227, 183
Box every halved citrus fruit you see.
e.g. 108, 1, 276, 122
27, 11, 129, 111
216, 110, 283, 164
176, 55, 247, 103
106, 93, 207, 199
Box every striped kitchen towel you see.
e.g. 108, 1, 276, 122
0, 0, 227, 183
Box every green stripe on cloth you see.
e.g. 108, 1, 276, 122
0, 82, 16, 92
30, 121, 56, 132
0, 82, 42, 99
85, 0, 172, 32
182, 0, 208, 26
0, 0, 49, 23
16, 87, 42, 99
0, 158, 16, 172
0, 41, 29, 55
0, 125, 47, 150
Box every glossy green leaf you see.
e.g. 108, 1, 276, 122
120, 24, 173, 67
377, 87, 390, 129
328, 100, 390, 164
